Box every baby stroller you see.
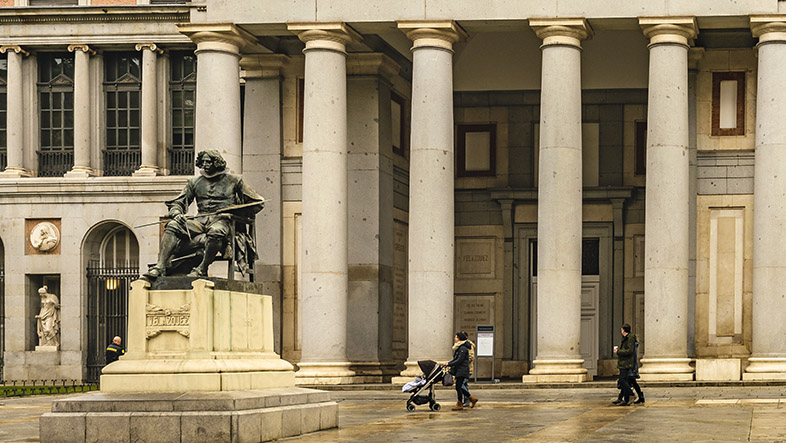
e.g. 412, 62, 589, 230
404, 360, 445, 412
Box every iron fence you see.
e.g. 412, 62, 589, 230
1, 379, 98, 397
103, 150, 141, 177
37, 150, 73, 177
85, 262, 138, 382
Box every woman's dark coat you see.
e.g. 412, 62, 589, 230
447, 341, 472, 378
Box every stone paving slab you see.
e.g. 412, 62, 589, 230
5, 386, 786, 442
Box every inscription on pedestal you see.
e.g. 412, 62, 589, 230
455, 296, 494, 341
146, 303, 191, 339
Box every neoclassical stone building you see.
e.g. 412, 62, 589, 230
1, 0, 785, 384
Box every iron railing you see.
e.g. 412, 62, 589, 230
85, 262, 138, 382
103, 150, 140, 177
1, 379, 98, 397
169, 148, 194, 176
37, 150, 73, 177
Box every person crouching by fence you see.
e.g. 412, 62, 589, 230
446, 331, 478, 411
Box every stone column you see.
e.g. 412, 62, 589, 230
65, 44, 95, 177
240, 54, 288, 351
522, 18, 592, 383
179, 24, 253, 174
287, 22, 360, 384
637, 17, 697, 381
393, 21, 466, 381
133, 43, 163, 177
0, 45, 30, 177
745, 16, 786, 380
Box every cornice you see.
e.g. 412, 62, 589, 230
0, 6, 189, 25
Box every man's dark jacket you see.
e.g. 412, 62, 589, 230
617, 333, 637, 369
105, 343, 125, 365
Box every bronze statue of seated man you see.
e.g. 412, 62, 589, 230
143, 150, 264, 279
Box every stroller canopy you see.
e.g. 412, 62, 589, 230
417, 360, 439, 377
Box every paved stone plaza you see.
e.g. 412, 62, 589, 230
4, 385, 786, 442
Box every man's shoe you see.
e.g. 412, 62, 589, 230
187, 267, 206, 277
612, 399, 623, 405
634, 397, 645, 404
616, 399, 632, 406
143, 266, 164, 280
469, 396, 479, 408
452, 401, 464, 411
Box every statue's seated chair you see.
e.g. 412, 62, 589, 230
165, 214, 257, 282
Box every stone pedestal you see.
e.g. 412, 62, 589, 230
696, 358, 741, 381
35, 345, 59, 352
40, 278, 337, 442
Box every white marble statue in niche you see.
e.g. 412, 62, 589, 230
36, 286, 61, 349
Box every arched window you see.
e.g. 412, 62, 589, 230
99, 225, 139, 268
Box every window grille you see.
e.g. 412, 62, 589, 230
104, 53, 141, 176
29, 0, 79, 5
169, 51, 196, 175
37, 53, 75, 177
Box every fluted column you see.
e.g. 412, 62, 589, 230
0, 45, 30, 177
392, 21, 466, 381
179, 24, 252, 174
522, 18, 591, 383
133, 43, 163, 177
288, 22, 360, 384
65, 44, 95, 177
745, 16, 786, 380
637, 17, 697, 381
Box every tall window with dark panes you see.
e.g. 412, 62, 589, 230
104, 53, 142, 176
169, 51, 196, 175
0, 56, 7, 171
38, 54, 75, 177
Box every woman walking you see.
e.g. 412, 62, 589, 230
446, 331, 478, 411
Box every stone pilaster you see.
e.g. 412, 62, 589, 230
287, 22, 361, 384
0, 45, 30, 177
345, 53, 401, 381
522, 18, 592, 383
745, 16, 786, 380
133, 43, 163, 177
179, 24, 255, 174
240, 53, 288, 352
64, 44, 96, 178
637, 17, 697, 381
392, 20, 466, 382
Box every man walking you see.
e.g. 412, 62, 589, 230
612, 324, 639, 406
105, 336, 125, 365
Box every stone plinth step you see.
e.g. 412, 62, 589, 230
39, 387, 337, 443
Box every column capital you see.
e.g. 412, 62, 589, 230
639, 16, 698, 48
135, 43, 164, 55
347, 53, 400, 82
0, 45, 29, 56
178, 23, 257, 56
67, 44, 96, 55
529, 18, 592, 48
751, 15, 786, 45
240, 54, 290, 79
288, 22, 362, 54
396, 20, 467, 51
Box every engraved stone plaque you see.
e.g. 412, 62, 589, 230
454, 296, 494, 341
392, 221, 408, 357
456, 238, 495, 279
146, 303, 191, 339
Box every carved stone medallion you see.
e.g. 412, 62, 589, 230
29, 222, 60, 252
145, 303, 191, 339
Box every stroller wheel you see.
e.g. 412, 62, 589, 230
406, 403, 416, 412
430, 403, 441, 412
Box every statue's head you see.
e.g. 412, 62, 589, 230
195, 150, 227, 175
38, 286, 47, 296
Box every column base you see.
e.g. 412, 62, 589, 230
295, 362, 357, 385
132, 165, 160, 177
0, 167, 31, 177
64, 166, 95, 178
742, 357, 786, 380
521, 359, 590, 383
638, 357, 694, 381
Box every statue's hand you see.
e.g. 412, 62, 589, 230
218, 213, 232, 221
173, 214, 187, 225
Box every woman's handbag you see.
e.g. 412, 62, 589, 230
442, 371, 454, 386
